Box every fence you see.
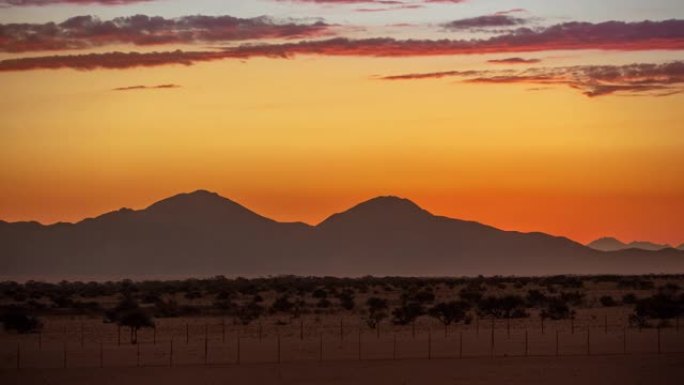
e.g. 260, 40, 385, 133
2, 317, 683, 369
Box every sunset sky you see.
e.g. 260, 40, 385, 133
1, 0, 683, 246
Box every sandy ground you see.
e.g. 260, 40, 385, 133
1, 353, 682, 385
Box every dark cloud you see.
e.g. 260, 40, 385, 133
0, 14, 331, 53
2, 20, 683, 72
0, 0, 153, 5
443, 14, 529, 30
381, 61, 684, 97
488, 57, 541, 64
112, 83, 180, 91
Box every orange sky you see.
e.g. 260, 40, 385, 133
1, 2, 684, 246
1, 56, 683, 245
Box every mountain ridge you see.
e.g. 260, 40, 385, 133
1, 190, 682, 279
587, 236, 674, 252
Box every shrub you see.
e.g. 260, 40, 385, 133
634, 294, 682, 320
622, 293, 637, 304
477, 295, 528, 319
392, 302, 425, 325
336, 289, 355, 310
0, 306, 43, 334
599, 295, 617, 307
428, 301, 470, 326
540, 298, 575, 320
365, 297, 388, 329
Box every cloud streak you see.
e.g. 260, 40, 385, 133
1, 20, 683, 72
381, 61, 684, 97
488, 57, 541, 64
112, 83, 180, 91
443, 14, 529, 30
0, 14, 331, 53
1, 0, 153, 5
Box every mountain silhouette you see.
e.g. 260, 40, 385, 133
1, 190, 683, 279
587, 237, 672, 252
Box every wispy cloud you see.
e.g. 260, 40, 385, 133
112, 83, 180, 91
488, 57, 541, 64
380, 61, 684, 97
443, 14, 529, 31
0, 0, 154, 5
0, 14, 332, 53
2, 20, 683, 72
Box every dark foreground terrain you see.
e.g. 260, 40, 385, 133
2, 354, 683, 385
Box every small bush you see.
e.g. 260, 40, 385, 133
599, 295, 617, 307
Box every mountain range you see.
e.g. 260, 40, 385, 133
586, 237, 678, 252
1, 190, 683, 279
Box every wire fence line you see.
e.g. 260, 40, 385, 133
2, 321, 683, 369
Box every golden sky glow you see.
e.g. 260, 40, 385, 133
1, 1, 683, 246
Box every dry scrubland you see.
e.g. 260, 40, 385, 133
1, 275, 684, 384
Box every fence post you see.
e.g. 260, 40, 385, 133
136, 341, 141, 367
587, 329, 591, 356
169, 339, 174, 367
204, 335, 209, 365
507, 318, 510, 339
571, 318, 574, 335
259, 322, 263, 342
237, 336, 241, 365
393, 333, 397, 360
358, 328, 362, 361
657, 326, 661, 354
555, 330, 559, 356
300, 319, 304, 341
490, 321, 495, 357
319, 334, 323, 363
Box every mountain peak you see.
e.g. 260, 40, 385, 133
318, 195, 431, 228
142, 190, 273, 225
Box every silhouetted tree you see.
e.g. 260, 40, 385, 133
428, 301, 470, 326
0, 306, 43, 334
365, 297, 388, 329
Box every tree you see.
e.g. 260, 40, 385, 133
336, 289, 355, 310
365, 297, 388, 329
428, 301, 470, 327
477, 295, 528, 319
540, 297, 575, 320
599, 295, 617, 307
107, 297, 154, 344
392, 301, 424, 325
0, 306, 43, 334
236, 302, 264, 325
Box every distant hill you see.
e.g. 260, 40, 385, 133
587, 237, 673, 252
1, 190, 683, 279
